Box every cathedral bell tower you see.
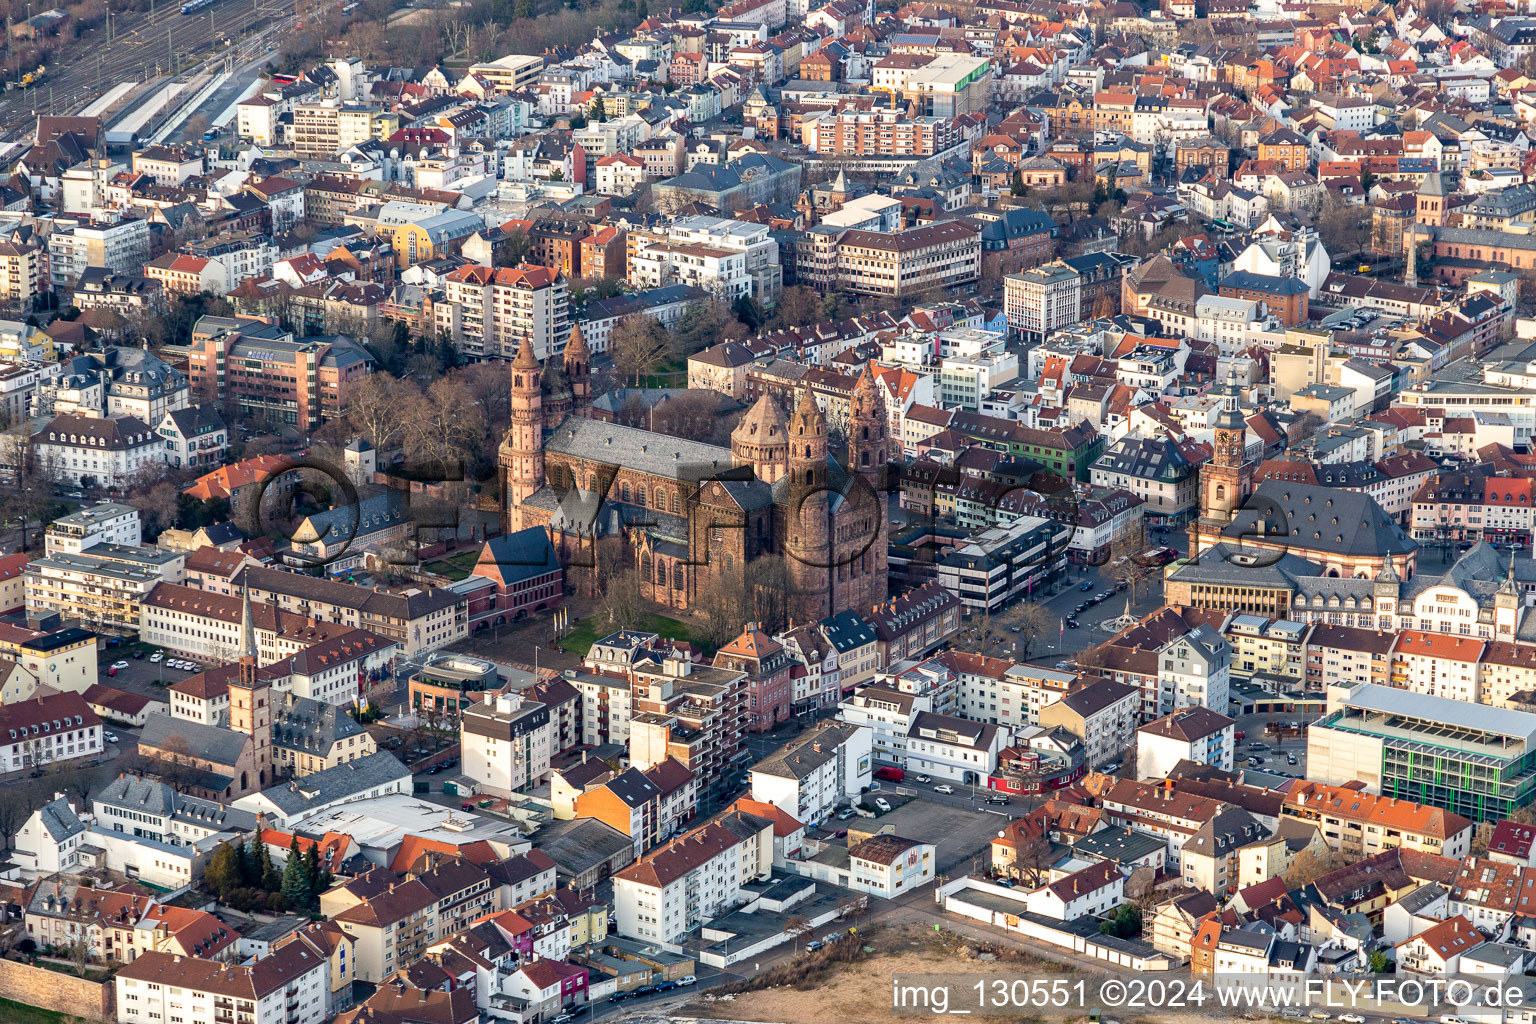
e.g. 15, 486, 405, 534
563, 323, 593, 418
500, 335, 546, 534
786, 388, 832, 624
848, 369, 890, 610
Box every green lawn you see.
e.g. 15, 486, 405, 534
0, 995, 90, 1023
427, 549, 483, 582
562, 611, 708, 655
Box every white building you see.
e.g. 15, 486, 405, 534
1136, 707, 1236, 780
12, 796, 87, 875
47, 217, 151, 292
1195, 295, 1265, 355
847, 834, 934, 897
460, 690, 555, 799
25, 548, 180, 633
749, 722, 872, 825
632, 215, 782, 306
0, 691, 101, 773
33, 413, 164, 489
837, 686, 931, 767
44, 502, 141, 555
1004, 261, 1081, 343
1023, 861, 1125, 921
116, 944, 329, 1024
904, 710, 1010, 784
611, 811, 775, 942
1156, 624, 1231, 717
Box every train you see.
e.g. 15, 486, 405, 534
180, 0, 216, 15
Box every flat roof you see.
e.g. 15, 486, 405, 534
1346, 683, 1536, 740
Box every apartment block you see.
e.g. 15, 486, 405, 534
460, 690, 556, 798
612, 810, 775, 942
185, 316, 376, 430
116, 943, 329, 1024
47, 217, 150, 292
434, 263, 572, 361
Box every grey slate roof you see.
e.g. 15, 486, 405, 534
36, 796, 84, 843
1220, 480, 1417, 558
96, 774, 257, 831
542, 417, 732, 480
140, 713, 251, 768
272, 692, 367, 756
245, 750, 410, 816
603, 767, 663, 808
1094, 435, 1196, 484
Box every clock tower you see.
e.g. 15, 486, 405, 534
1198, 366, 1252, 525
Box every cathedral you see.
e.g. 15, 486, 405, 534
499, 327, 890, 623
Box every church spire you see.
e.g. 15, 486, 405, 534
239, 581, 256, 663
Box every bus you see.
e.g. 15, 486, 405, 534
1137, 546, 1179, 567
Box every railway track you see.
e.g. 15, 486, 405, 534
0, 0, 295, 136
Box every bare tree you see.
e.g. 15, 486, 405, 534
611, 314, 671, 386
596, 568, 643, 632
1104, 521, 1156, 605
1283, 845, 1347, 887
346, 373, 417, 452
1012, 602, 1057, 660
694, 570, 748, 650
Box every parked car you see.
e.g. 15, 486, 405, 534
836, 809, 856, 821
106, 667, 117, 677
806, 940, 822, 952
1074, 602, 1088, 613
933, 784, 955, 794
1287, 754, 1298, 765
105, 732, 119, 744
132, 650, 143, 659
677, 975, 696, 986
914, 773, 930, 783
111, 661, 129, 670
1101, 762, 1121, 773
874, 797, 891, 812
1308, 1012, 1331, 1021
985, 794, 1010, 805
1065, 618, 1080, 629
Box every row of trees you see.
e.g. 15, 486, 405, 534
204, 836, 333, 913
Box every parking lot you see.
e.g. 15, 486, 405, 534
1234, 709, 1312, 781
97, 645, 210, 700
860, 793, 1014, 876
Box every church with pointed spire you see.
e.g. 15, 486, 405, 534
501, 342, 890, 625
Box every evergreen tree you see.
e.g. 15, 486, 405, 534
205, 842, 241, 897
256, 839, 280, 892
302, 844, 323, 903
239, 838, 258, 886
1010, 168, 1026, 196
280, 839, 310, 911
